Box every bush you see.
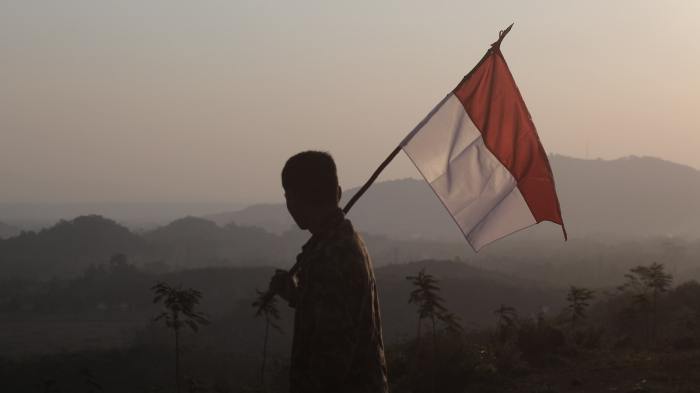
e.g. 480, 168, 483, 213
487, 339, 525, 374
516, 319, 565, 363
386, 333, 484, 393
671, 336, 697, 351
572, 326, 605, 349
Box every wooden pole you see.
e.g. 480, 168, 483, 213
342, 145, 403, 215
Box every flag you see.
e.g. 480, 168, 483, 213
400, 25, 566, 251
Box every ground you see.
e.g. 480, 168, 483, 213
477, 349, 700, 393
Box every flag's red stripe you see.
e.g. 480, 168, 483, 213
452, 49, 565, 233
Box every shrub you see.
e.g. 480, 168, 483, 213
516, 319, 565, 363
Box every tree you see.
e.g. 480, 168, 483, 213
108, 253, 128, 271
252, 289, 283, 391
618, 262, 672, 344
406, 268, 462, 393
439, 312, 464, 336
661, 238, 685, 278
566, 286, 595, 331
407, 268, 447, 341
152, 282, 209, 393
494, 304, 518, 343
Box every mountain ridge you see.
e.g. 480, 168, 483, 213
206, 155, 700, 241
0, 221, 19, 239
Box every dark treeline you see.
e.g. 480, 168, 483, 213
0, 215, 473, 280
3, 259, 700, 392
0, 215, 292, 279
2, 214, 700, 291
0, 258, 559, 337
1, 205, 700, 391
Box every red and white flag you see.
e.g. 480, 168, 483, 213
401, 25, 566, 251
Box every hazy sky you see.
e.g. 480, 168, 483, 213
1, 1, 698, 203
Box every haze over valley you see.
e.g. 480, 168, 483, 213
2, 1, 700, 391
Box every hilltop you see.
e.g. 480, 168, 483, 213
0, 214, 473, 279
0, 221, 19, 239
0, 215, 147, 278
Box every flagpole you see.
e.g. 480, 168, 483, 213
342, 145, 403, 214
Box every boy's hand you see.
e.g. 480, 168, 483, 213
269, 269, 294, 300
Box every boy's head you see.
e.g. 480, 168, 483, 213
282, 151, 342, 230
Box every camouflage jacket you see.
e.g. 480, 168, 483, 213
287, 208, 388, 393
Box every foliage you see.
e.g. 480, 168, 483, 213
407, 269, 447, 328
494, 304, 518, 343
387, 334, 482, 393
406, 268, 462, 337
566, 286, 595, 331
516, 317, 566, 364
252, 290, 282, 333
618, 262, 673, 345
10, 259, 700, 391
406, 268, 464, 393
439, 311, 464, 336
152, 281, 209, 393
152, 282, 209, 333
618, 262, 673, 306
252, 289, 283, 391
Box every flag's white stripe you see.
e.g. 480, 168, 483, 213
402, 93, 536, 250
467, 186, 536, 250
401, 94, 482, 183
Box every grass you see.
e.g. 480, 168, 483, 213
0, 311, 149, 357
475, 349, 700, 393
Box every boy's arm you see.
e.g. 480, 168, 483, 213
269, 269, 300, 307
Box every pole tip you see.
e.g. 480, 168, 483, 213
491, 23, 514, 50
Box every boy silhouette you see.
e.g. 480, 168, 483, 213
270, 151, 388, 393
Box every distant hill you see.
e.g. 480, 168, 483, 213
553, 155, 700, 238
207, 178, 458, 239
206, 155, 700, 241
3, 164, 699, 284
140, 216, 477, 270
0, 213, 481, 279
0, 215, 148, 278
0, 222, 19, 239
0, 202, 246, 232
207, 203, 290, 234
0, 215, 295, 279
142, 216, 292, 268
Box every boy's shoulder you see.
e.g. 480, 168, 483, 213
322, 219, 367, 258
